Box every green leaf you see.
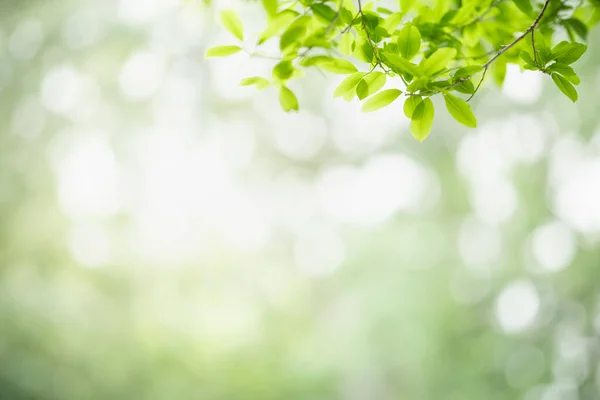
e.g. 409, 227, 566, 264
312, 4, 337, 24
361, 89, 402, 112
519, 51, 536, 67
259, 10, 299, 44
272, 61, 295, 81
421, 48, 457, 76
240, 76, 270, 90
512, 0, 533, 16
551, 41, 587, 65
548, 63, 580, 85
279, 86, 299, 112
410, 98, 434, 141
383, 53, 421, 77
453, 80, 475, 95
220, 9, 244, 41
551, 73, 578, 102
381, 12, 404, 33
261, 0, 277, 17
400, 0, 415, 12
205, 45, 242, 57
397, 25, 421, 60
356, 72, 386, 100
453, 65, 483, 78
563, 18, 588, 41
280, 25, 307, 51
339, 32, 355, 56
443, 93, 477, 128
403, 96, 421, 119
319, 58, 358, 74
333, 72, 365, 98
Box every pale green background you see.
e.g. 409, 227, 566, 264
1, 0, 600, 399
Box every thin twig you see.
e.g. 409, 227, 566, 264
464, 0, 552, 101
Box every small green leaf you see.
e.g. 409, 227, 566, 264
280, 25, 307, 51
339, 32, 355, 56
261, 0, 277, 17
519, 51, 536, 67
453, 79, 475, 95
563, 18, 588, 41
361, 89, 402, 112
279, 86, 299, 112
421, 47, 457, 76
453, 65, 483, 78
397, 24, 421, 60
551, 41, 587, 65
333, 72, 365, 98
551, 73, 578, 102
272, 61, 295, 81
512, 0, 533, 16
220, 9, 244, 41
319, 58, 358, 74
443, 93, 477, 128
240, 76, 270, 90
205, 45, 242, 57
381, 12, 403, 33
312, 4, 337, 24
403, 96, 421, 119
383, 53, 421, 77
356, 72, 386, 100
548, 63, 580, 85
259, 10, 299, 44
410, 98, 434, 141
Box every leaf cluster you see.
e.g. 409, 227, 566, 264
206, 0, 598, 141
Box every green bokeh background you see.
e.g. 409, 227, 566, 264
1, 1, 600, 399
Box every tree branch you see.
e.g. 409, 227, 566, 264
465, 0, 552, 101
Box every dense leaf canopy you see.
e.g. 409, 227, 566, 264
206, 0, 598, 140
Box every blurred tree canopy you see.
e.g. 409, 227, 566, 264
1, 0, 600, 400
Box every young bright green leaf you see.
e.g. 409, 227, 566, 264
272, 61, 295, 81
312, 4, 337, 24
512, 0, 533, 17
220, 9, 244, 41
361, 89, 402, 112
453, 65, 483, 78
261, 0, 277, 17
410, 98, 434, 141
403, 96, 421, 119
356, 72, 386, 100
397, 25, 421, 60
548, 63, 580, 85
205, 45, 242, 57
551, 73, 578, 102
240, 76, 270, 90
421, 48, 457, 76
333, 72, 365, 98
383, 53, 421, 77
319, 58, 358, 74
443, 93, 477, 128
280, 25, 307, 51
400, 0, 415, 12
339, 32, 355, 56
551, 42, 587, 65
259, 10, 298, 44
279, 86, 299, 112
453, 80, 475, 95
381, 12, 403, 33
519, 51, 536, 67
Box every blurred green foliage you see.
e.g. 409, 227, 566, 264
0, 1, 600, 400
